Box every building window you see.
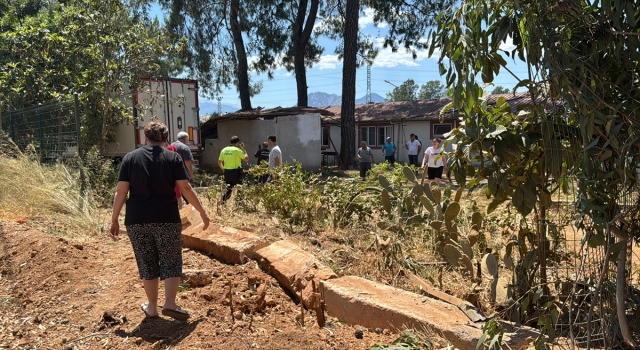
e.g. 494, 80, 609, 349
321, 126, 330, 149
432, 123, 453, 138
359, 125, 393, 148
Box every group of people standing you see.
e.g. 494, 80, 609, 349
357, 133, 446, 184
217, 135, 281, 202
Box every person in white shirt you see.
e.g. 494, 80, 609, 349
405, 133, 422, 167
267, 135, 281, 181
421, 137, 447, 185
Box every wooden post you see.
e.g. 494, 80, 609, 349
328, 133, 346, 170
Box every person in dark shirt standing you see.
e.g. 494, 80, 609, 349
171, 132, 194, 179
254, 142, 270, 165
254, 142, 271, 183
172, 132, 194, 205
109, 122, 210, 321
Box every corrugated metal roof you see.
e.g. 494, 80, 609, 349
321, 92, 539, 124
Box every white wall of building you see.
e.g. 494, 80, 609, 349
201, 114, 321, 171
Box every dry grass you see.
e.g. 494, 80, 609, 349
0, 138, 107, 241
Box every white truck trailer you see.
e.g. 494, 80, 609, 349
105, 78, 201, 158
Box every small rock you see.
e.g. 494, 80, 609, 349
72, 244, 83, 250
182, 269, 213, 286
79, 325, 85, 331
383, 329, 390, 335
151, 340, 163, 350
247, 275, 261, 286
100, 310, 122, 326
135, 338, 142, 345
201, 293, 213, 301
310, 238, 321, 247
355, 329, 364, 339
233, 311, 244, 320
60, 319, 69, 325
375, 328, 382, 334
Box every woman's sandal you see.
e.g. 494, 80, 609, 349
161, 305, 190, 321
141, 302, 159, 318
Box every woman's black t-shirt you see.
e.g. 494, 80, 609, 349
117, 146, 189, 225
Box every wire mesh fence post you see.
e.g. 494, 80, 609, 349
74, 93, 86, 211
37, 104, 43, 149
74, 93, 81, 156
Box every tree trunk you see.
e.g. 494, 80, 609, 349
340, 0, 359, 168
229, 0, 252, 111
294, 51, 308, 107
292, 0, 319, 107
614, 233, 638, 347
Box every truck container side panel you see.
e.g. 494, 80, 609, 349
136, 79, 168, 146
106, 78, 201, 157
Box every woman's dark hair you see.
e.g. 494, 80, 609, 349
144, 122, 169, 143
432, 137, 442, 143
268, 135, 277, 142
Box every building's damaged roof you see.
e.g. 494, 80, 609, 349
321, 92, 541, 125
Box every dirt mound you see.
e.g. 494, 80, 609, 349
0, 221, 399, 349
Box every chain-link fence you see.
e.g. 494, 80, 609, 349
0, 95, 81, 162
540, 118, 638, 349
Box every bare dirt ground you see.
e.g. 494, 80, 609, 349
0, 220, 401, 350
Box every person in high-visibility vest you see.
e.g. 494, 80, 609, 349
218, 135, 249, 202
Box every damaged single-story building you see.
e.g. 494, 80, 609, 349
320, 92, 534, 164
199, 107, 335, 171
198, 93, 535, 170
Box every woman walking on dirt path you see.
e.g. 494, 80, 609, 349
109, 121, 210, 321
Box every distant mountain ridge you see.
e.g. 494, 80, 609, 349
308, 92, 385, 107
199, 100, 239, 115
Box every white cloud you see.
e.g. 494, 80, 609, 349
498, 36, 516, 52
316, 54, 342, 70
359, 7, 388, 29
370, 37, 437, 68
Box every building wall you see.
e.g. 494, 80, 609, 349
201, 114, 321, 171
275, 114, 321, 169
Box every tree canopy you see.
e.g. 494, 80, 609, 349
385, 79, 445, 101
490, 86, 510, 95
430, 0, 640, 346
0, 0, 178, 149
418, 80, 445, 100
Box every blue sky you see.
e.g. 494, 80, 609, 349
150, 6, 528, 111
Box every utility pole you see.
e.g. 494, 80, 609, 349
366, 64, 372, 103
216, 97, 222, 115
